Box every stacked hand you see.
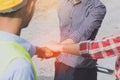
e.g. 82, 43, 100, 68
45, 39, 80, 56
36, 46, 60, 59
46, 39, 75, 52
45, 41, 62, 52
36, 39, 75, 59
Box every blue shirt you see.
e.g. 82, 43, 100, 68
0, 31, 36, 80
57, 0, 106, 68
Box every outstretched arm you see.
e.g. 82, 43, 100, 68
79, 35, 120, 59
46, 35, 120, 59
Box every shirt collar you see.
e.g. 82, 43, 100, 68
73, 0, 81, 5
68, 0, 82, 5
0, 31, 27, 44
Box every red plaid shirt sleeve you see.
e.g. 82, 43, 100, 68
79, 35, 120, 59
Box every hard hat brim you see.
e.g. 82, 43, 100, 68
0, 0, 28, 13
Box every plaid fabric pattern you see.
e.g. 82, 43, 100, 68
79, 35, 120, 79
79, 35, 120, 58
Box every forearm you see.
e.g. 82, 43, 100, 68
61, 38, 75, 44
61, 44, 80, 55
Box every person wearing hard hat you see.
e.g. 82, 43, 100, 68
0, 0, 55, 80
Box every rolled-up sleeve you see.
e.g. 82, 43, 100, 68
70, 1, 106, 42
79, 35, 120, 59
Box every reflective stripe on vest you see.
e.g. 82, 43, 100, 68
0, 41, 38, 80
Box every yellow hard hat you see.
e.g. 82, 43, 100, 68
0, 0, 28, 13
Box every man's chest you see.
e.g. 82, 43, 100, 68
58, 0, 91, 24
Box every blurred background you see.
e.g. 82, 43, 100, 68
21, 0, 120, 80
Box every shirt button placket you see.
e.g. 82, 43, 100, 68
69, 5, 74, 33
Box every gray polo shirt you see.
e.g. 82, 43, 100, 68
57, 0, 106, 68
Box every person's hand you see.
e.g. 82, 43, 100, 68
45, 40, 63, 52
36, 46, 60, 59
46, 43, 63, 52
61, 39, 75, 44
45, 39, 74, 52
36, 46, 53, 58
